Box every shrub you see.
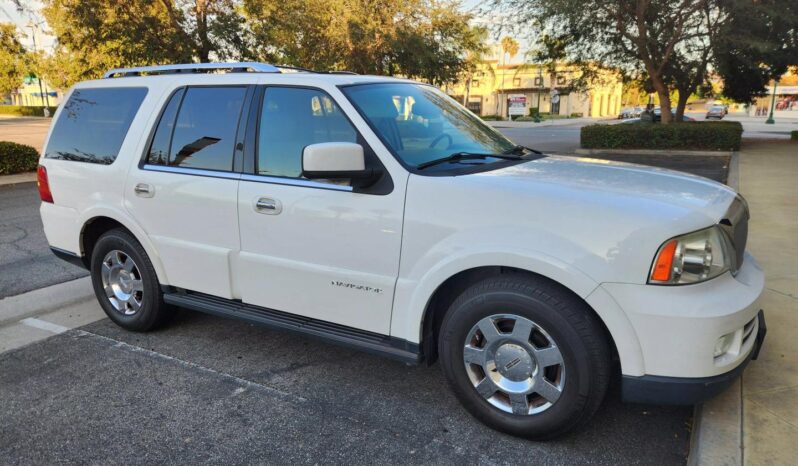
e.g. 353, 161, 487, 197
0, 141, 40, 175
480, 115, 503, 121
0, 105, 57, 117
580, 121, 742, 151
570, 112, 583, 118
529, 107, 540, 117
792, 130, 797, 141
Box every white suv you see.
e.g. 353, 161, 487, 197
38, 62, 765, 439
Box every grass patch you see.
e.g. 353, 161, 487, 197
0, 105, 57, 117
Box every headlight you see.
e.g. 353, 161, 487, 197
649, 226, 731, 285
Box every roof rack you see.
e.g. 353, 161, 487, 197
103, 62, 282, 78
103, 62, 359, 79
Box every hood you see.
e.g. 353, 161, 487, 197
469, 155, 736, 223
403, 155, 738, 285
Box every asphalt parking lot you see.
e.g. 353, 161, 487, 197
0, 182, 88, 298
0, 307, 691, 464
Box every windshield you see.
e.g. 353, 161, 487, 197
341, 83, 516, 169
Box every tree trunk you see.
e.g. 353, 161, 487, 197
675, 89, 690, 121
195, 0, 211, 63
463, 78, 471, 106
648, 72, 673, 124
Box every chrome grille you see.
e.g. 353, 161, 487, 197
719, 196, 749, 274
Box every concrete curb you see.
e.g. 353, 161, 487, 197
686, 150, 743, 466
687, 380, 743, 466
575, 148, 733, 157
0, 172, 37, 186
0, 277, 93, 327
727, 151, 740, 191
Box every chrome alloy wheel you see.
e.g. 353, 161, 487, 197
100, 250, 144, 315
463, 314, 566, 415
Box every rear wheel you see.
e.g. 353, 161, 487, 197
90, 228, 172, 331
438, 275, 611, 439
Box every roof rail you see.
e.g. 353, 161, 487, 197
103, 62, 282, 78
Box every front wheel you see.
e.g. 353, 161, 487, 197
438, 275, 611, 439
90, 228, 172, 331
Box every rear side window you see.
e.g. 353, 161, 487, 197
45, 87, 147, 164
166, 86, 246, 171
146, 88, 184, 165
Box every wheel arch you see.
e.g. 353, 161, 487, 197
417, 265, 619, 366
78, 209, 168, 284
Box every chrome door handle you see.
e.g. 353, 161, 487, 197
134, 183, 154, 198
254, 197, 281, 215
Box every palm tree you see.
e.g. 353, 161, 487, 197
497, 36, 519, 116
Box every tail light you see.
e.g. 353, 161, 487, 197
37, 165, 54, 203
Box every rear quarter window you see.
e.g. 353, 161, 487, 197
45, 87, 148, 165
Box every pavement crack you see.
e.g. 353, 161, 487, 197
72, 329, 308, 403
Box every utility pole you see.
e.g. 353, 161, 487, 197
27, 22, 51, 115
765, 79, 778, 124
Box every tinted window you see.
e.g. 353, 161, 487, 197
146, 88, 184, 165
258, 87, 357, 178
45, 87, 147, 164
169, 87, 246, 171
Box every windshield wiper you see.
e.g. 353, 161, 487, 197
416, 152, 523, 170
503, 144, 544, 155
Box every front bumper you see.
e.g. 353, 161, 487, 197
622, 310, 766, 405
603, 252, 765, 379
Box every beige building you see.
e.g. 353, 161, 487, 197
4, 76, 62, 107
446, 61, 623, 119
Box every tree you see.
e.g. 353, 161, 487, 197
40, 0, 248, 86
459, 27, 490, 106
0, 23, 27, 96
713, 0, 798, 103
495, 36, 518, 114
529, 33, 568, 112
243, 0, 485, 85
493, 0, 723, 123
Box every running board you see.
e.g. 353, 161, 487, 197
163, 291, 421, 364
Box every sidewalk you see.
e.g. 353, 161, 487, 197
0, 172, 36, 186
692, 139, 798, 465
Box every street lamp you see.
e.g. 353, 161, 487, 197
765, 79, 778, 125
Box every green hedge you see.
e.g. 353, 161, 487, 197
0, 105, 58, 117
791, 130, 797, 141
581, 121, 743, 151
480, 115, 504, 121
0, 141, 40, 175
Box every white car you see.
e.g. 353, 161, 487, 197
38, 62, 765, 439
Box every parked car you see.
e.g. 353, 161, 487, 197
618, 107, 642, 119
39, 62, 765, 440
706, 105, 726, 119
622, 114, 697, 123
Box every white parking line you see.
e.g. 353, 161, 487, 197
20, 317, 72, 334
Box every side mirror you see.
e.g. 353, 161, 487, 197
301, 142, 375, 183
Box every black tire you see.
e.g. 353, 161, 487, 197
438, 274, 611, 440
90, 228, 172, 331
